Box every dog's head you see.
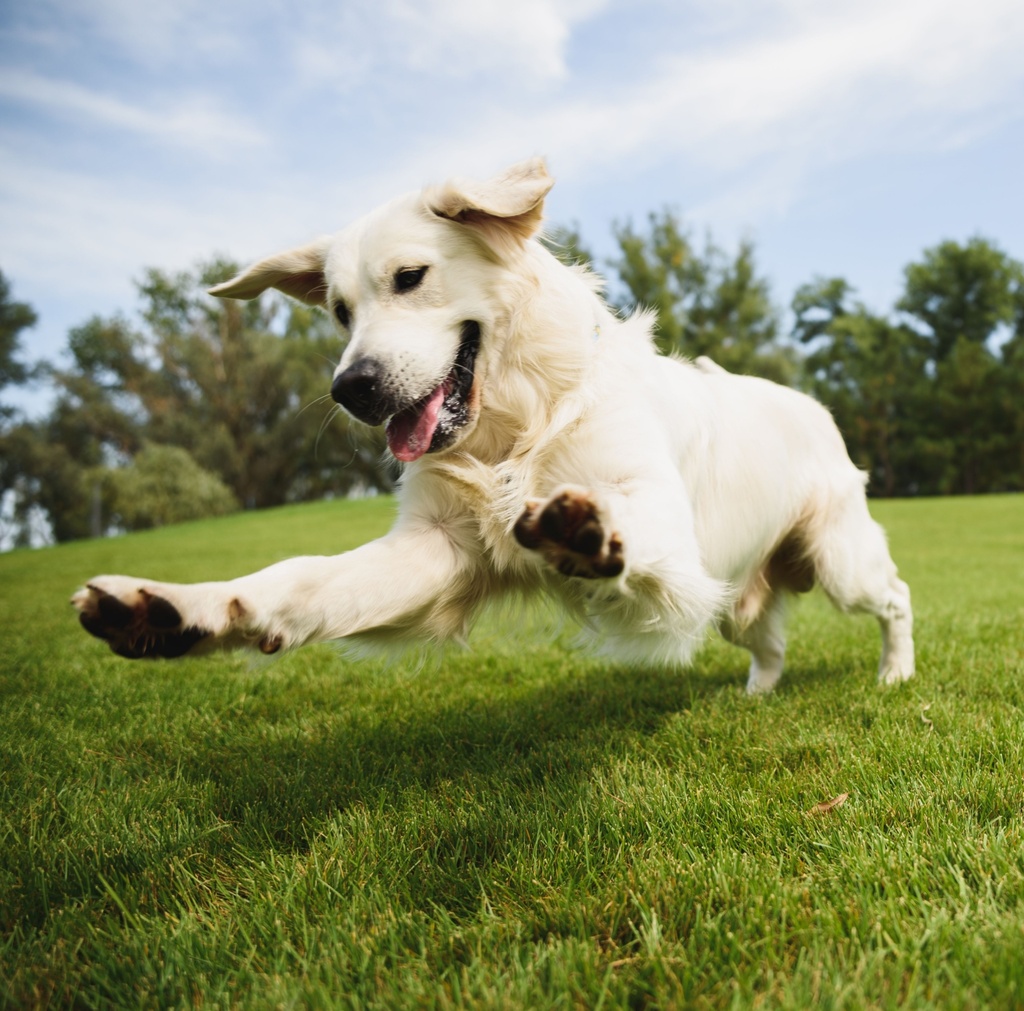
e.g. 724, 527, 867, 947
210, 158, 554, 462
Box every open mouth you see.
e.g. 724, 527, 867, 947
385, 321, 481, 462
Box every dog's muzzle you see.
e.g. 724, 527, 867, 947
331, 357, 397, 427
330, 322, 481, 461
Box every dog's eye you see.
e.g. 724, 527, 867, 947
333, 301, 350, 328
394, 266, 428, 293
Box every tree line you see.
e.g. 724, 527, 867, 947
2, 217, 1021, 546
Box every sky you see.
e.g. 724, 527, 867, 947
2, 0, 1024, 410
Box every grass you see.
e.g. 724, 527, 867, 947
1, 493, 1022, 1009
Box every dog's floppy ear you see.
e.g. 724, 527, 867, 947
426, 157, 554, 255
208, 236, 331, 305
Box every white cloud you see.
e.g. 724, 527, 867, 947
0, 148, 324, 300
624, 0, 1023, 164
0, 70, 265, 153
39, 0, 245, 67
7, 0, 1020, 300
3, 0, 1023, 374
283, 0, 609, 90
390, 0, 605, 80
387, 0, 1024, 211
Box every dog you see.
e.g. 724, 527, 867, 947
73, 158, 914, 693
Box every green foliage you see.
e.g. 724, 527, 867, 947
0, 269, 37, 415
540, 222, 595, 270
14, 260, 391, 541
898, 237, 1024, 360
609, 211, 797, 383
1, 495, 1023, 1007
795, 238, 1024, 495
793, 278, 926, 496
106, 443, 240, 530
5, 225, 1023, 551
0, 424, 97, 544
897, 239, 1024, 494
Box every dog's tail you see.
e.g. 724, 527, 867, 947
694, 355, 728, 375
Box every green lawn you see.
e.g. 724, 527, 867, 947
1, 494, 1022, 1009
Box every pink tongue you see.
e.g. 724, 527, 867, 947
386, 382, 446, 462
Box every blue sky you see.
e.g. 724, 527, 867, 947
2, 0, 1023, 398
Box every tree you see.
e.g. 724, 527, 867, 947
792, 278, 927, 496
0, 272, 45, 548
1, 421, 98, 543
898, 238, 1024, 494
540, 223, 595, 270
608, 211, 796, 383
30, 260, 392, 541
792, 238, 1024, 496
122, 260, 388, 508
898, 238, 1023, 362
1000, 316, 1024, 487
0, 270, 37, 418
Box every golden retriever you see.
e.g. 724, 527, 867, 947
73, 158, 914, 693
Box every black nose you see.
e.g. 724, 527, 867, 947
331, 358, 391, 426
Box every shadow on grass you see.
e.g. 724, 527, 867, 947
162, 628, 879, 849
8, 644, 872, 930
174, 660, 742, 847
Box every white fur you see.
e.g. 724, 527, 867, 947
73, 158, 914, 692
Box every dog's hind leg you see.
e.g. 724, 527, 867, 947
873, 575, 914, 685
722, 592, 789, 695
805, 490, 915, 685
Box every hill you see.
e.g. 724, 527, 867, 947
2, 494, 1022, 1007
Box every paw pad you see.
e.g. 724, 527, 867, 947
73, 584, 208, 659
514, 489, 624, 579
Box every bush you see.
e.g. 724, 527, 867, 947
108, 443, 240, 530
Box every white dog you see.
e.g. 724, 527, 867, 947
73, 158, 914, 693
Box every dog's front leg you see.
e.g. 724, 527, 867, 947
513, 486, 625, 580
513, 482, 728, 662
72, 525, 473, 659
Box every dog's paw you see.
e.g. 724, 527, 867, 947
878, 651, 915, 686
513, 486, 624, 579
72, 579, 211, 659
